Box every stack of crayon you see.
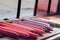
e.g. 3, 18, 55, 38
28, 17, 60, 27
0, 18, 53, 39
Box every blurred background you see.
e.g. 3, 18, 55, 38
0, 0, 58, 19
0, 0, 35, 19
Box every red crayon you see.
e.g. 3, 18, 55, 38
0, 23, 39, 38
2, 22, 45, 34
13, 21, 45, 34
